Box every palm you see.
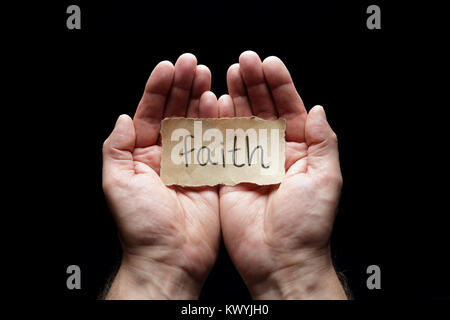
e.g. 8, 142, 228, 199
109, 145, 219, 273
218, 52, 342, 286
220, 141, 339, 283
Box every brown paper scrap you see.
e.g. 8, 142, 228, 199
160, 117, 285, 186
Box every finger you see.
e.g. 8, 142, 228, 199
218, 94, 235, 117
198, 91, 218, 118
198, 92, 220, 196
305, 106, 341, 179
186, 65, 211, 117
163, 53, 197, 117
262, 56, 307, 142
239, 51, 277, 119
227, 63, 252, 117
102, 114, 136, 176
153, 56, 197, 144
134, 61, 174, 147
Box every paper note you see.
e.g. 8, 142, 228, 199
160, 117, 286, 186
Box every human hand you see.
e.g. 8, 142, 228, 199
218, 51, 347, 299
102, 54, 221, 299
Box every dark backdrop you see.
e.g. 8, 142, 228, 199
28, 0, 448, 301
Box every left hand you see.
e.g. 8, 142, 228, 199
102, 54, 221, 299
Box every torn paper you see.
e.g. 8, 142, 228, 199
160, 117, 286, 186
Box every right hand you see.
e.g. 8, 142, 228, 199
218, 51, 347, 299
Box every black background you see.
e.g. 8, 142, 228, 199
18, 0, 448, 304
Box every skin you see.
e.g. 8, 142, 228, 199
219, 51, 346, 299
102, 52, 347, 299
102, 54, 220, 299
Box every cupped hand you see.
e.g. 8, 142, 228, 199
102, 54, 221, 299
218, 51, 347, 299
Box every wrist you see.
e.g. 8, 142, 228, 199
248, 249, 348, 300
105, 253, 202, 300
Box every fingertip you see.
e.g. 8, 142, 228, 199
227, 63, 240, 76
239, 50, 260, 63
145, 61, 175, 96
149, 59, 174, 77
175, 53, 197, 72
195, 64, 212, 85
114, 114, 135, 136
218, 94, 235, 117
239, 51, 262, 73
305, 105, 333, 145
262, 56, 292, 89
262, 55, 282, 65
200, 90, 217, 102
310, 105, 326, 118
218, 93, 232, 108
239, 51, 264, 86
173, 53, 197, 89
199, 91, 219, 118
190, 65, 212, 101
227, 65, 241, 86
218, 93, 231, 102
106, 114, 136, 153
116, 114, 133, 127
227, 64, 246, 97
196, 64, 211, 73
152, 60, 175, 78
262, 55, 285, 73
118, 113, 132, 120
156, 60, 174, 68
178, 53, 197, 64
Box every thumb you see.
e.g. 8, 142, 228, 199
305, 105, 341, 178
102, 114, 136, 171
